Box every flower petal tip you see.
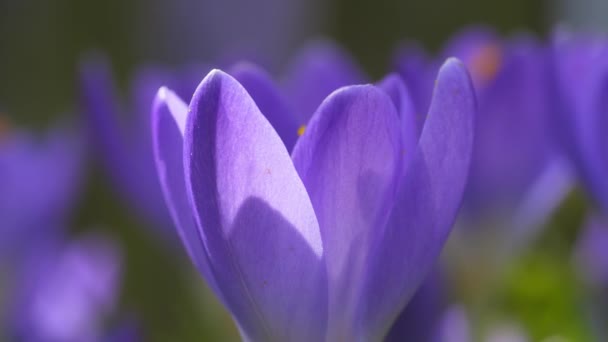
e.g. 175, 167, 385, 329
156, 86, 170, 100
153, 86, 188, 137
206, 68, 227, 80
440, 57, 467, 74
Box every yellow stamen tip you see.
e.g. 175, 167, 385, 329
297, 125, 306, 136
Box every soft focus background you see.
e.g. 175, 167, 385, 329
0, 0, 606, 341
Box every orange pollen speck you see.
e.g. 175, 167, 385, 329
470, 44, 502, 85
297, 125, 306, 136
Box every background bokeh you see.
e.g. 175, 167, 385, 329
0, 0, 605, 340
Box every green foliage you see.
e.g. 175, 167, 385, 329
494, 189, 594, 341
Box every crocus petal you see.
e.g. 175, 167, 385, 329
292, 84, 402, 339
464, 42, 553, 216
229, 62, 300, 151
553, 35, 608, 212
151, 87, 221, 298
378, 73, 419, 170
184, 70, 326, 341
282, 40, 367, 124
359, 59, 475, 340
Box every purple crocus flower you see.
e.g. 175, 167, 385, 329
6, 234, 122, 342
395, 27, 571, 250
552, 32, 608, 212
152, 57, 475, 340
0, 120, 82, 261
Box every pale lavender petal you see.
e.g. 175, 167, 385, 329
151, 87, 221, 298
229, 62, 300, 151
185, 70, 326, 341
378, 73, 419, 170
291, 84, 402, 340
282, 40, 367, 124
358, 59, 475, 340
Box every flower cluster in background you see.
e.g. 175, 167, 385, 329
1, 0, 607, 341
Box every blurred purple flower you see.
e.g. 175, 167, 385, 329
388, 28, 570, 341
7, 234, 122, 342
394, 27, 572, 250
395, 28, 572, 254
552, 31, 608, 212
152, 57, 475, 340
0, 120, 82, 261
